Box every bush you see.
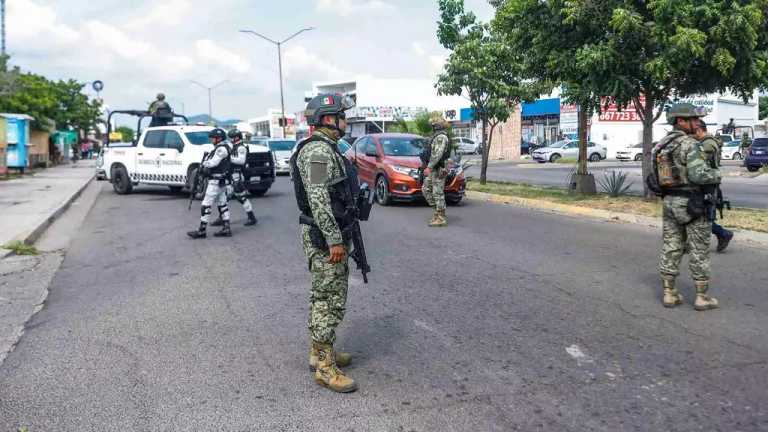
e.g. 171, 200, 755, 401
598, 170, 634, 197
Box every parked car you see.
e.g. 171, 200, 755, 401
531, 140, 606, 163
616, 143, 644, 162
744, 137, 768, 172
268, 139, 297, 174
345, 133, 466, 206
520, 140, 537, 155
720, 139, 745, 161
452, 137, 480, 155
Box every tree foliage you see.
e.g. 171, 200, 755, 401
495, 0, 768, 196
0, 56, 102, 133
115, 126, 136, 143
436, 0, 541, 184
760, 96, 768, 120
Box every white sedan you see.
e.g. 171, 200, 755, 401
531, 140, 607, 163
452, 137, 480, 154
720, 139, 745, 161
616, 143, 643, 161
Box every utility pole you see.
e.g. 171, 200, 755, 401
240, 27, 314, 138
1, 0, 6, 56
190, 80, 229, 124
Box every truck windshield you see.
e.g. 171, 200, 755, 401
185, 132, 212, 145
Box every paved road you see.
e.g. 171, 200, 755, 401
466, 160, 768, 209
1, 179, 767, 431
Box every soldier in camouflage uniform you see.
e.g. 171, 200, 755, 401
421, 114, 452, 227
692, 120, 734, 252
290, 94, 358, 393
656, 103, 721, 311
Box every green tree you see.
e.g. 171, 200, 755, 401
115, 126, 136, 143
760, 96, 768, 120
496, 0, 768, 197
51, 79, 103, 134
437, 0, 540, 184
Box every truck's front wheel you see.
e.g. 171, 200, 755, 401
112, 166, 133, 195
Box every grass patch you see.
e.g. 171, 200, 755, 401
2, 241, 40, 256
760, 165, 768, 175
553, 157, 578, 164
467, 180, 768, 232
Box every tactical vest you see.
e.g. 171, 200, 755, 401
154, 101, 172, 119
290, 134, 360, 226
207, 143, 231, 179
652, 131, 689, 190
231, 143, 248, 173
419, 132, 452, 168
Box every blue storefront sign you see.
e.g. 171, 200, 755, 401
521, 98, 561, 118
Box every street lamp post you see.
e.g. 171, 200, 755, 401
240, 27, 314, 138
190, 80, 229, 123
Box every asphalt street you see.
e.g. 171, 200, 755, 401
1, 178, 766, 431
466, 160, 768, 209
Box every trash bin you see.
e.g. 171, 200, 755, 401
1, 114, 34, 171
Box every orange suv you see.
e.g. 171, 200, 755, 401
345, 133, 466, 205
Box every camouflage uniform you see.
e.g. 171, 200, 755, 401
658, 128, 721, 308
422, 132, 450, 211
296, 128, 350, 345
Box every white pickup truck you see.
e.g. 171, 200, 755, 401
97, 124, 275, 196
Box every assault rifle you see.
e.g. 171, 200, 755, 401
715, 185, 731, 220
344, 183, 374, 283
188, 153, 209, 210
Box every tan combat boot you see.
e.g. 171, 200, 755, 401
429, 210, 447, 227
309, 343, 351, 371
662, 278, 683, 308
427, 209, 440, 226
693, 281, 719, 311
313, 342, 357, 393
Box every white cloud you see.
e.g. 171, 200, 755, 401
7, 0, 81, 47
124, 0, 193, 29
412, 42, 426, 57
84, 21, 152, 59
429, 55, 447, 78
316, 0, 395, 17
194, 40, 252, 74
282, 45, 345, 80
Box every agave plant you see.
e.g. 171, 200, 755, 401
598, 170, 634, 197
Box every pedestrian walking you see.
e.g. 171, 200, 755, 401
653, 103, 722, 311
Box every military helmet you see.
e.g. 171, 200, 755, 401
157, 93, 166, 101
208, 128, 227, 141
227, 129, 243, 141
666, 103, 702, 125
429, 112, 450, 130
305, 93, 355, 126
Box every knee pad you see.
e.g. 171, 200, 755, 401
200, 205, 212, 217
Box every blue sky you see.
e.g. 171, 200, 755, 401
8, 0, 493, 120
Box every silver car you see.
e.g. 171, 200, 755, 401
531, 140, 607, 163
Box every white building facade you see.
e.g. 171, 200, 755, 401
310, 77, 470, 141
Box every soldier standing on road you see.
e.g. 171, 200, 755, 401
420, 113, 453, 227
290, 94, 358, 393
187, 128, 233, 239
692, 120, 734, 252
148, 93, 174, 127
210, 129, 258, 227
655, 103, 721, 311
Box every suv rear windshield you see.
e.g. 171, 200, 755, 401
751, 138, 768, 147
381, 137, 426, 156
268, 140, 296, 151
185, 132, 212, 145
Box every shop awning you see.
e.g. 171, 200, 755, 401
521, 98, 560, 117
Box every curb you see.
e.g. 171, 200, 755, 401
0, 174, 95, 259
466, 190, 768, 248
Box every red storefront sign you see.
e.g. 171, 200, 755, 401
597, 96, 645, 122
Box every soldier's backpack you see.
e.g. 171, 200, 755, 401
646, 131, 686, 195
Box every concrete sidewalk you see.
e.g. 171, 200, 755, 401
0, 161, 94, 257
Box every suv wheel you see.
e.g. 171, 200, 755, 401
747, 165, 759, 172
589, 153, 601, 162
112, 166, 133, 195
376, 175, 391, 206
732, 152, 742, 160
